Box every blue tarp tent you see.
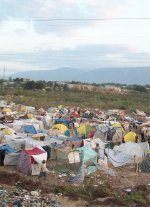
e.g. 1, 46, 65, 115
23, 125, 37, 134
55, 118, 72, 126
0, 144, 17, 153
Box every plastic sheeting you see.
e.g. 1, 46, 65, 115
105, 142, 149, 167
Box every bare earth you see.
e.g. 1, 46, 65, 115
0, 160, 150, 207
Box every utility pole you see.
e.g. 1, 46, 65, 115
2, 65, 6, 80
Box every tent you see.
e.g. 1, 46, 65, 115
2, 128, 15, 135
124, 132, 137, 142
26, 113, 33, 119
22, 125, 37, 134
2, 108, 12, 113
54, 118, 72, 126
4, 152, 20, 166
77, 124, 95, 137
77, 146, 97, 174
94, 124, 116, 142
51, 124, 68, 133
0, 144, 17, 166
105, 142, 149, 167
17, 147, 47, 175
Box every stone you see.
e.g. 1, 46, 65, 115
97, 197, 113, 202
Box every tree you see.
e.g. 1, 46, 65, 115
23, 81, 36, 90
13, 78, 24, 84
63, 84, 69, 91
132, 85, 147, 92
35, 81, 45, 89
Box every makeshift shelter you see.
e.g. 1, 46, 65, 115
72, 111, 80, 118
52, 145, 81, 173
124, 132, 137, 142
105, 142, 149, 167
94, 124, 116, 142
77, 124, 95, 137
0, 144, 17, 166
17, 147, 47, 175
77, 146, 97, 174
54, 118, 72, 126
22, 125, 37, 134
2, 108, 12, 113
139, 152, 150, 173
4, 152, 20, 165
112, 126, 124, 144
51, 124, 68, 133
2, 128, 15, 135
26, 113, 33, 119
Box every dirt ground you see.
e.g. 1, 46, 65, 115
0, 161, 150, 207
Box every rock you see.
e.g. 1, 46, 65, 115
97, 197, 113, 202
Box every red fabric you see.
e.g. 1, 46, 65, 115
72, 112, 80, 118
24, 147, 45, 155
31, 156, 38, 164
89, 131, 95, 139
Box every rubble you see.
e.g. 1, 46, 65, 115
0, 186, 62, 207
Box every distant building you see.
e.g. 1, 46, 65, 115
22, 78, 32, 82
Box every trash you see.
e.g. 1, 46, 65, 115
122, 188, 132, 195
147, 183, 150, 191
0, 186, 62, 207
97, 197, 113, 202
30, 190, 39, 196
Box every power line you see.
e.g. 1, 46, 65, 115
1, 17, 150, 21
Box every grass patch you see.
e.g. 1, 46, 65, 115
0, 88, 149, 111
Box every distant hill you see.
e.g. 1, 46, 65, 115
12, 67, 150, 85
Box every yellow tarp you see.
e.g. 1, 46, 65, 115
124, 132, 137, 142
2, 128, 14, 135
58, 105, 63, 109
51, 124, 68, 132
111, 123, 122, 128
112, 123, 125, 132
27, 113, 33, 119
77, 124, 94, 136
2, 108, 12, 113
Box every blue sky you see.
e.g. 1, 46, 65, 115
0, 0, 150, 75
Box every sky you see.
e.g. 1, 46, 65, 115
0, 0, 150, 76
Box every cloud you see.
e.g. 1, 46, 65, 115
0, 0, 150, 74
1, 44, 150, 75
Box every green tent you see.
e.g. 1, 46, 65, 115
77, 146, 97, 174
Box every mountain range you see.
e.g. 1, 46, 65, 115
12, 67, 150, 85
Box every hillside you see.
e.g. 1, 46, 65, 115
12, 67, 150, 85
